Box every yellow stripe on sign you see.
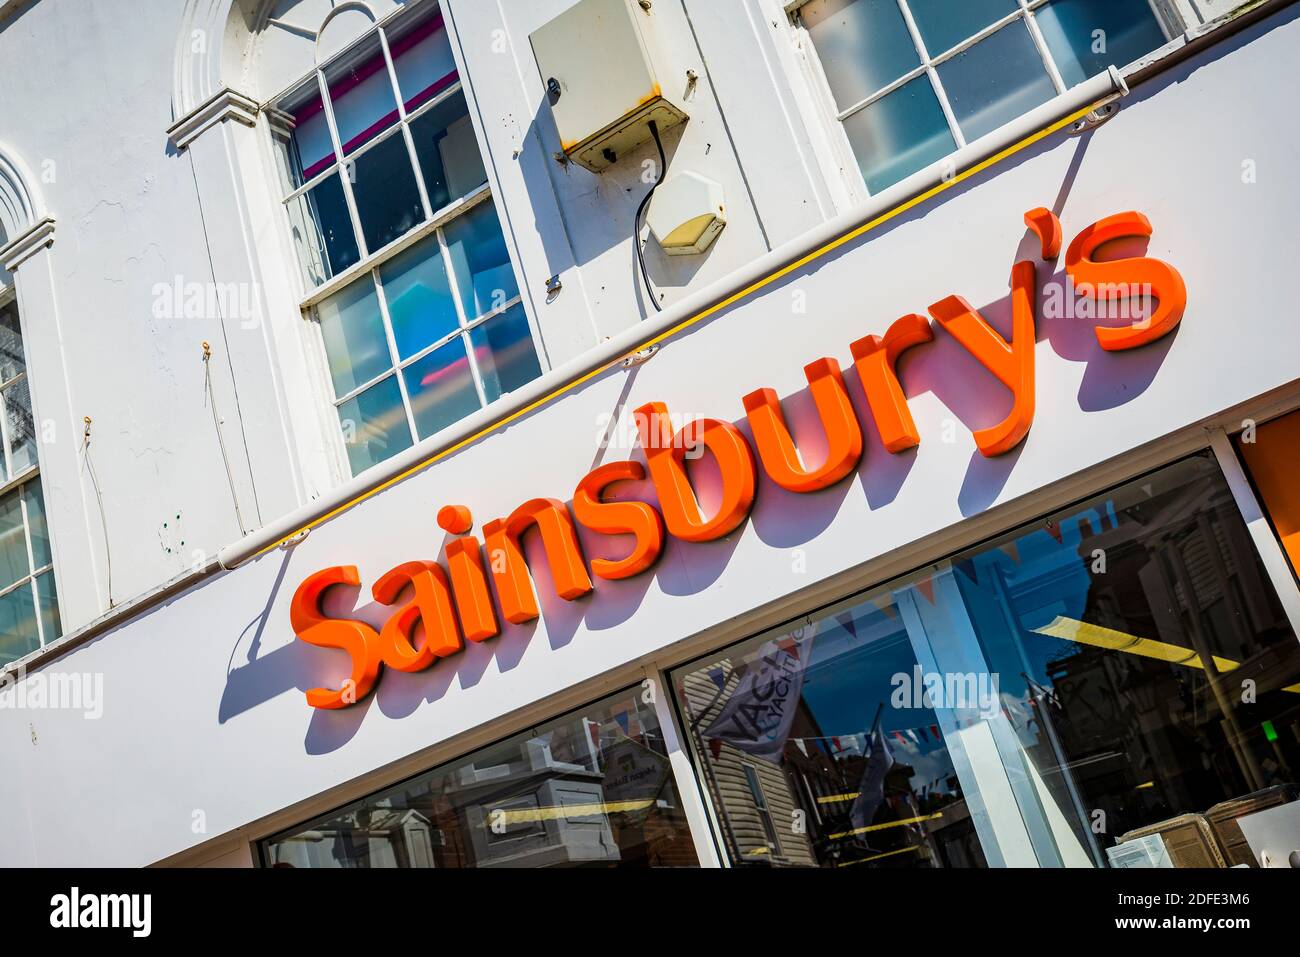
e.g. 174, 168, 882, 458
1034, 617, 1300, 693
495, 798, 655, 825
827, 812, 943, 841
817, 792, 860, 805
251, 99, 1107, 560
836, 845, 923, 867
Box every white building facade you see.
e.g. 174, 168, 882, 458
1, 0, 1299, 868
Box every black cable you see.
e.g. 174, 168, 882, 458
634, 120, 666, 313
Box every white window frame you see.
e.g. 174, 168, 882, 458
783, 0, 1186, 204
263, 0, 546, 478
0, 280, 58, 654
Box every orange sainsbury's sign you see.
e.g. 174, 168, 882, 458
291, 208, 1186, 709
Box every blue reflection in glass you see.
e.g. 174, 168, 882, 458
1036, 0, 1168, 88
336, 375, 412, 475
937, 22, 1056, 142
317, 278, 389, 398
842, 75, 955, 194
469, 305, 543, 404
801, 0, 919, 110
444, 202, 518, 320
402, 338, 482, 439
379, 235, 459, 360
907, 0, 1017, 56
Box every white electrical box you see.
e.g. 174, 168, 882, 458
530, 0, 689, 173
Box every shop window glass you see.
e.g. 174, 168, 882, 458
674, 452, 1300, 867
261, 687, 699, 868
271, 2, 544, 476
796, 0, 1171, 194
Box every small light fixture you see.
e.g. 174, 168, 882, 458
646, 171, 726, 255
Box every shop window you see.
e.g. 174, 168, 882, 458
672, 451, 1300, 868
270, 2, 543, 476
260, 687, 699, 868
0, 294, 60, 665
793, 0, 1173, 195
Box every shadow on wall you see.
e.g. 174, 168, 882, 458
217, 82, 1187, 755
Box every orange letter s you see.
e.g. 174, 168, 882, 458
290, 566, 383, 710
1065, 210, 1186, 352
573, 461, 665, 579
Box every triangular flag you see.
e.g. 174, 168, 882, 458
915, 577, 936, 605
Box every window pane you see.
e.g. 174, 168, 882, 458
35, 570, 59, 645
469, 305, 542, 405
672, 588, 984, 868
1037, 0, 1169, 88
0, 299, 24, 382
23, 481, 49, 569
317, 277, 391, 398
951, 452, 1300, 866
801, 0, 919, 111
409, 91, 487, 211
287, 173, 361, 287
3, 377, 37, 476
936, 21, 1057, 142
326, 32, 401, 156
350, 132, 426, 255
443, 202, 518, 321
0, 581, 39, 665
842, 74, 956, 194
261, 687, 699, 867
378, 234, 459, 360
388, 9, 459, 110
336, 375, 412, 475
0, 488, 28, 590
907, 0, 1017, 56
286, 97, 337, 182
402, 337, 482, 440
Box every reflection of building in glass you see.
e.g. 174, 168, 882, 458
263, 692, 698, 868
679, 627, 982, 869
956, 452, 1300, 860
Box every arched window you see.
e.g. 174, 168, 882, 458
0, 216, 61, 664
265, 1, 544, 476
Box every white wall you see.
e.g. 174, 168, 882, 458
0, 0, 835, 635
0, 3, 1296, 866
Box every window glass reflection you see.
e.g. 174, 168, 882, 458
1036, 0, 1169, 87
935, 22, 1056, 142
350, 132, 426, 255
954, 451, 1300, 866
262, 688, 699, 868
800, 0, 919, 111
444, 202, 519, 321
674, 452, 1300, 868
674, 601, 985, 869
